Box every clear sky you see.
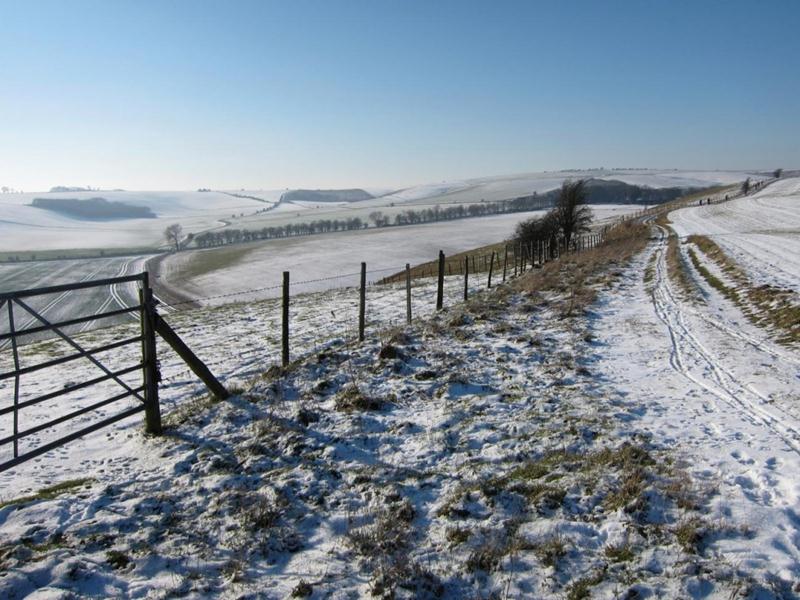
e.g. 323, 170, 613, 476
1, 0, 798, 192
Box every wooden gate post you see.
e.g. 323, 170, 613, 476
464, 255, 469, 301
359, 262, 366, 341
282, 271, 290, 367
436, 250, 445, 310
487, 251, 495, 288
405, 264, 412, 324
139, 275, 161, 435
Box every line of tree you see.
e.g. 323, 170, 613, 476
189, 179, 693, 250
193, 217, 368, 248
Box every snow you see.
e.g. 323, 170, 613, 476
670, 177, 800, 293
591, 225, 800, 587
1, 180, 799, 596
0, 169, 762, 254
159, 206, 639, 306
0, 190, 268, 252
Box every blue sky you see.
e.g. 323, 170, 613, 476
1, 0, 798, 191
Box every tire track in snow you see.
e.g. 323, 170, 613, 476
650, 225, 800, 455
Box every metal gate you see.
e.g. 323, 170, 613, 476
0, 272, 161, 472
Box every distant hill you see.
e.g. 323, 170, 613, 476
534, 179, 701, 205
282, 189, 374, 203
49, 186, 97, 193
31, 197, 156, 220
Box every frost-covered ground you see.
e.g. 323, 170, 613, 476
2, 257, 776, 598
0, 273, 485, 494
671, 177, 800, 293
592, 226, 800, 595
1, 185, 799, 598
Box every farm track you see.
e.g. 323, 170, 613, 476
651, 224, 800, 454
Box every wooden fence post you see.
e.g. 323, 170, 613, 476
436, 250, 445, 311
502, 245, 508, 282
153, 315, 229, 400
488, 251, 495, 288
464, 255, 469, 301
359, 262, 366, 342
282, 271, 290, 367
405, 263, 412, 325
139, 276, 161, 435
514, 244, 519, 277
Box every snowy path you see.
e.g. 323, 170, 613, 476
592, 225, 800, 586
671, 177, 800, 292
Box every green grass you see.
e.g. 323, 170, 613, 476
178, 244, 255, 280
0, 478, 93, 510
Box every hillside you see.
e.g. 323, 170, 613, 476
1, 179, 799, 596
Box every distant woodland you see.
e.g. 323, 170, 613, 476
31, 197, 156, 220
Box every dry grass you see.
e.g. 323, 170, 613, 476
380, 240, 511, 284
512, 221, 650, 316
686, 235, 800, 344
665, 233, 700, 300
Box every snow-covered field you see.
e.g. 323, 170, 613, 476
0, 169, 763, 254
0, 256, 148, 345
0, 190, 270, 252
671, 177, 800, 292
1, 178, 798, 597
157, 206, 639, 306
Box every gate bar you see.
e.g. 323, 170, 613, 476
0, 305, 140, 342
0, 363, 145, 417
0, 335, 144, 382
0, 404, 145, 473
13, 298, 144, 403
0, 273, 145, 301
0, 385, 146, 447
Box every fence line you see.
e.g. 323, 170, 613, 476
1, 223, 618, 474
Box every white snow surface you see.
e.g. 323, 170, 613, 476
592, 227, 800, 589
0, 190, 268, 252
670, 177, 800, 292
0, 169, 762, 253
160, 206, 638, 306
1, 189, 799, 596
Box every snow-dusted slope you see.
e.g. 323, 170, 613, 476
0, 190, 271, 252
670, 177, 800, 292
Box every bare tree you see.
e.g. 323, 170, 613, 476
741, 177, 751, 195
164, 223, 183, 252
554, 179, 592, 246
774, 168, 783, 179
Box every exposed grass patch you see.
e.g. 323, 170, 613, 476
604, 541, 635, 563
567, 569, 605, 600
105, 549, 132, 570
0, 478, 93, 510
445, 526, 471, 547
687, 247, 738, 303
514, 221, 650, 316
685, 235, 800, 344
334, 384, 383, 412
674, 517, 706, 554
533, 534, 568, 568
665, 233, 700, 300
